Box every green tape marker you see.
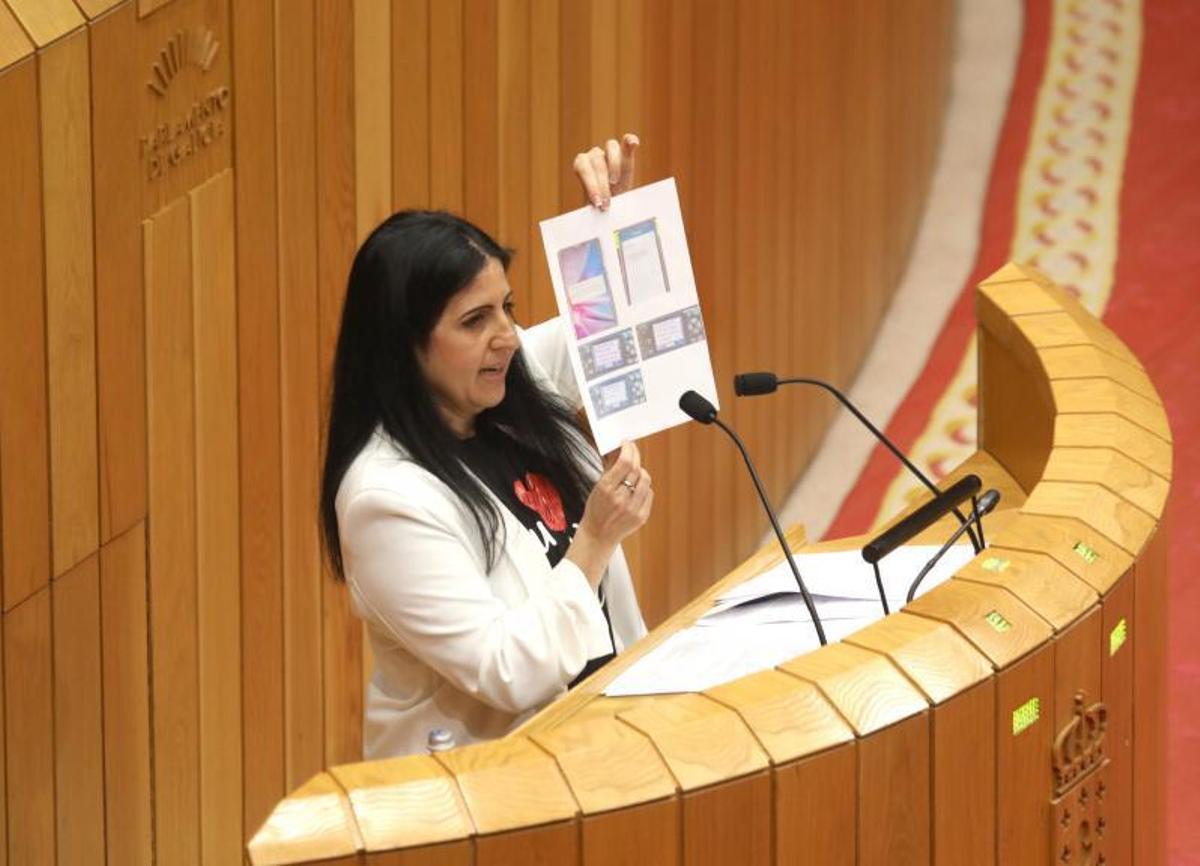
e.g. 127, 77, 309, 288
1073, 541, 1099, 565
1012, 697, 1040, 735
982, 556, 1010, 573
1110, 618, 1128, 656
985, 610, 1012, 633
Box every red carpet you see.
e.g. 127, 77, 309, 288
823, 0, 1200, 859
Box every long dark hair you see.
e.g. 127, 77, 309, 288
320, 210, 594, 578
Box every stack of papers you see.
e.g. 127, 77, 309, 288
604, 543, 977, 697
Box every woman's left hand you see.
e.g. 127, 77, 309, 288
572, 133, 640, 211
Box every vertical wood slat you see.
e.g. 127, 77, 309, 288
192, 169, 244, 866
100, 522, 153, 866
3, 588, 55, 864
1133, 524, 1169, 865
276, 0, 326, 791
0, 564, 5, 866
0, 59, 51, 612
526, 0, 559, 324
428, 0, 463, 211
231, 0, 286, 838
1101, 575, 1135, 866
355, 0, 392, 243
774, 744, 857, 866
40, 27, 99, 577
145, 194, 201, 866
859, 713, 931, 866
462, 0, 499, 245
316, 0, 362, 769
91, 1, 146, 543
932, 682, 996, 865
495, 0, 530, 309
996, 646, 1055, 865
52, 553, 105, 866
392, 0, 430, 209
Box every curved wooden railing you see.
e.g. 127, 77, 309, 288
248, 263, 1171, 866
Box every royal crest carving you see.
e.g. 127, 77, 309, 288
1051, 691, 1110, 864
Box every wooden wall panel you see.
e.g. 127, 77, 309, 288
1101, 575, 1135, 866
774, 744, 856, 866
682, 773, 771, 866
858, 714, 931, 866
192, 170, 244, 866
354, 0, 392, 242
3, 588, 55, 864
277, 0, 326, 791
52, 554, 105, 866
932, 681, 996, 866
231, 0, 286, 837
1133, 523, 1169, 865
91, 2, 147, 542
40, 28, 99, 577
0, 584, 5, 866
996, 646, 1054, 865
526, 0, 559, 323
100, 522, 153, 866
580, 798, 678, 866
428, 0, 463, 211
317, 0, 363, 770
392, 0, 430, 209
145, 194, 201, 866
0, 59, 51, 611
495, 0, 530, 308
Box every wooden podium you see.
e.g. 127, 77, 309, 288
248, 263, 1171, 866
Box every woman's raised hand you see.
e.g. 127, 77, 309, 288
572, 133, 640, 211
566, 440, 653, 587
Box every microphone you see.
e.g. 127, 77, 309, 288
679, 391, 827, 645
906, 489, 1001, 603
733, 371, 982, 553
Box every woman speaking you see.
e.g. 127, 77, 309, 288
320, 135, 651, 758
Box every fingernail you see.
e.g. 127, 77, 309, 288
592, 195, 603, 208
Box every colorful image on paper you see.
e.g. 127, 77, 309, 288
558, 238, 618, 338
636, 305, 707, 360
615, 219, 671, 305
579, 328, 640, 381
589, 369, 647, 418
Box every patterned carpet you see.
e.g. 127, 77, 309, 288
813, 0, 1200, 859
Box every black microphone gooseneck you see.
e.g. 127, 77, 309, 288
906, 489, 1001, 603
733, 371, 983, 554
678, 391, 827, 646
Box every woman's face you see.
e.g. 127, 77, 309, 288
417, 257, 520, 437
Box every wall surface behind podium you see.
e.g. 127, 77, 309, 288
0, 0, 952, 861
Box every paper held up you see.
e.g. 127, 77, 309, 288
539, 177, 719, 454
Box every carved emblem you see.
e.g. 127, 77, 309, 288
1051, 691, 1109, 864
147, 28, 220, 97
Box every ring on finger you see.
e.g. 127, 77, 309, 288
620, 478, 637, 492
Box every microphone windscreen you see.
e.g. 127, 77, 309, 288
679, 390, 717, 424
734, 371, 778, 396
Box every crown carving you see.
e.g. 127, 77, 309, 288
1052, 690, 1108, 797
147, 28, 220, 97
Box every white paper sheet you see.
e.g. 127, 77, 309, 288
539, 178, 718, 454
602, 543, 979, 697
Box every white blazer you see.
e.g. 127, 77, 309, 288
337, 318, 647, 759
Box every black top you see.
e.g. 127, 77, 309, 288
459, 425, 615, 686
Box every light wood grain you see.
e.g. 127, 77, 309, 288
3, 588, 55, 863
979, 279, 1061, 316
1043, 446, 1169, 517
72, 0, 123, 18
617, 693, 768, 792
1051, 288, 1145, 370
329, 755, 473, 851
905, 579, 1052, 669
1022, 480, 1157, 556
276, 0, 326, 791
979, 261, 1054, 286
956, 548, 1097, 632
978, 326, 1055, 491
1054, 412, 1173, 480
0, 59, 50, 611
354, 0, 392, 243
526, 0, 559, 322
145, 194, 201, 866
705, 668, 855, 764
100, 523, 153, 866
52, 554, 105, 866
231, 0, 286, 836
530, 715, 676, 814
91, 2, 147, 542
247, 772, 363, 866
192, 169, 244, 866
1051, 378, 1171, 442
779, 642, 928, 736
3, 0, 82, 46
0, 3, 31, 71
1038, 344, 1160, 402
433, 736, 578, 835
989, 512, 1133, 595
42, 20, 99, 577
996, 645, 1054, 864
845, 611, 994, 703
462, 0, 498, 237
1013, 310, 1092, 350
